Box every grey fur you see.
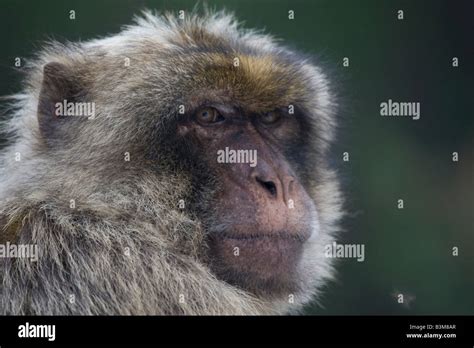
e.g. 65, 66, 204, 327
0, 10, 343, 315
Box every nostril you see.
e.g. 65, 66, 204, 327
256, 177, 277, 197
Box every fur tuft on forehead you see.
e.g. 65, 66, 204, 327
122, 11, 322, 112
128, 9, 275, 51
180, 53, 308, 113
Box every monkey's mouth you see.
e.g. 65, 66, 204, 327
207, 232, 309, 294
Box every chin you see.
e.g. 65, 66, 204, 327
207, 229, 311, 296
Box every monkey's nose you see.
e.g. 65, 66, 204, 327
249, 157, 296, 204
255, 176, 278, 197
250, 161, 279, 199
252, 170, 295, 205
254, 175, 295, 205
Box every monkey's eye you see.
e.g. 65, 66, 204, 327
259, 111, 282, 126
195, 107, 224, 125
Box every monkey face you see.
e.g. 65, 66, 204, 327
177, 103, 320, 295
144, 48, 340, 301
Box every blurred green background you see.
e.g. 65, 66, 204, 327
0, 0, 472, 314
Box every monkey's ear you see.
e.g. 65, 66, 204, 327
37, 62, 81, 139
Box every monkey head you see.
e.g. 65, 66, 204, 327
0, 11, 343, 314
